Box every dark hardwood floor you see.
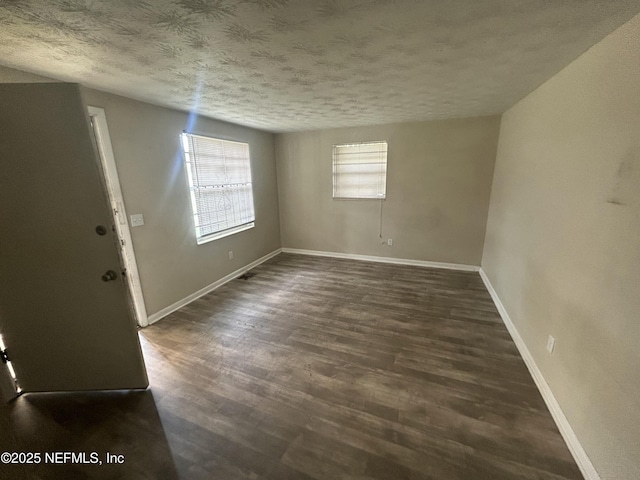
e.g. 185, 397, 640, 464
0, 253, 583, 479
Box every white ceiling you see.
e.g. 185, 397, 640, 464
1, 1, 639, 132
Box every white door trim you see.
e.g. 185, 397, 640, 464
88, 106, 149, 327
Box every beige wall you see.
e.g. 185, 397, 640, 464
0, 65, 58, 83
482, 14, 640, 480
276, 117, 500, 265
0, 65, 281, 318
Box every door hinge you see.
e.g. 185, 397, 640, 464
1, 348, 9, 364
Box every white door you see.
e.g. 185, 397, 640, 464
88, 106, 148, 327
0, 83, 148, 393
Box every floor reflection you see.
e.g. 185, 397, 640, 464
0, 389, 178, 480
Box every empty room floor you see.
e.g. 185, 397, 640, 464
0, 253, 583, 479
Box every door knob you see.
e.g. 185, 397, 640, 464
102, 270, 118, 282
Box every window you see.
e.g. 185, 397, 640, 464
332, 141, 388, 199
181, 133, 255, 244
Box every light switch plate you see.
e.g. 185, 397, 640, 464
546, 335, 555, 354
130, 213, 144, 227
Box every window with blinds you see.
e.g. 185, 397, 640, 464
332, 141, 388, 199
181, 133, 255, 244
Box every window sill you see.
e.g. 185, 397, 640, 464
333, 196, 386, 200
196, 222, 255, 245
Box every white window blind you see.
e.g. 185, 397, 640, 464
333, 141, 388, 199
181, 133, 255, 243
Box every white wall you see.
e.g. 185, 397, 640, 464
482, 14, 640, 480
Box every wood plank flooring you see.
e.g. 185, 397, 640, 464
0, 253, 583, 479
145, 253, 582, 480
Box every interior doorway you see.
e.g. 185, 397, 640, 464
88, 106, 149, 328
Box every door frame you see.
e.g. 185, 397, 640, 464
88, 106, 148, 328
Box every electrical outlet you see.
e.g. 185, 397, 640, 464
387, 238, 393, 246
546, 335, 555, 354
228, 251, 234, 260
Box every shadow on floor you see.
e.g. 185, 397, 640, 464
0, 389, 178, 480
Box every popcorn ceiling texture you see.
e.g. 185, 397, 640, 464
0, 0, 639, 132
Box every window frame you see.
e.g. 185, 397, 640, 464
180, 132, 256, 245
332, 140, 388, 200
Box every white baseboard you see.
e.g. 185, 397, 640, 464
478, 268, 600, 480
281, 247, 480, 272
146, 248, 282, 325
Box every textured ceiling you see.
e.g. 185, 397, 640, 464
1, 1, 639, 132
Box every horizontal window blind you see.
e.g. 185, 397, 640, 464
333, 141, 387, 199
181, 133, 255, 241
